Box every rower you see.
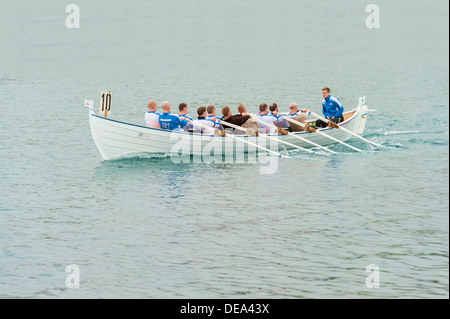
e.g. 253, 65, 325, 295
256, 103, 276, 134
269, 103, 290, 128
158, 101, 188, 131
281, 102, 315, 132
178, 102, 193, 130
282, 102, 311, 117
283, 103, 300, 117
206, 105, 225, 131
145, 100, 161, 129
237, 104, 249, 116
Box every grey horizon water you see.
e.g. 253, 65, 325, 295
0, 0, 448, 298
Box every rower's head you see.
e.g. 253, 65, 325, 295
161, 101, 171, 113
269, 103, 278, 113
221, 106, 231, 118
259, 103, 268, 114
148, 100, 157, 111
207, 105, 216, 116
237, 104, 247, 115
179, 103, 188, 114
322, 87, 331, 99
289, 102, 299, 113
197, 106, 207, 118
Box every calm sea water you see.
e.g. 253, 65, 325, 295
0, 0, 448, 298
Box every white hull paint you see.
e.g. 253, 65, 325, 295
89, 104, 369, 160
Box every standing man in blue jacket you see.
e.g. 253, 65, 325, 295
315, 87, 344, 128
159, 101, 189, 131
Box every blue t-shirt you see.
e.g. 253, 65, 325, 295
159, 113, 188, 130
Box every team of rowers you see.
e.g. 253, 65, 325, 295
144, 87, 344, 135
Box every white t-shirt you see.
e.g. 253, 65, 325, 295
145, 111, 161, 129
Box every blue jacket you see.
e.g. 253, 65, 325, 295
159, 113, 188, 130
322, 95, 344, 119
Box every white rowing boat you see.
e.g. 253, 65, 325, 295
88, 96, 369, 160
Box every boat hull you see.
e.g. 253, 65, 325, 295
89, 104, 369, 160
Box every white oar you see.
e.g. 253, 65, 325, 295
219, 119, 322, 155
281, 115, 362, 152
192, 120, 289, 158
249, 114, 337, 154
310, 111, 384, 148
